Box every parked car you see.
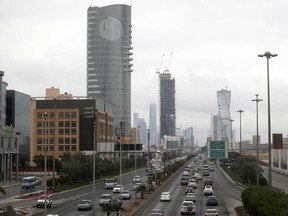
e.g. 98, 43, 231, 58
206, 195, 218, 206
77, 199, 92, 211
180, 200, 195, 215
113, 184, 124, 193
204, 208, 219, 216
36, 195, 52, 208
185, 192, 196, 202
149, 208, 164, 216
160, 192, 171, 202
204, 185, 213, 196
99, 194, 112, 206
121, 190, 131, 199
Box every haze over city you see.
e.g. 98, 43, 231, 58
1, 0, 288, 145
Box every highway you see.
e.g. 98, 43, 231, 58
1, 161, 287, 215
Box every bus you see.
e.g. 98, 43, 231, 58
21, 176, 37, 189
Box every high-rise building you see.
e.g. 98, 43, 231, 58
149, 103, 157, 145
159, 72, 176, 139
216, 89, 232, 143
87, 4, 133, 135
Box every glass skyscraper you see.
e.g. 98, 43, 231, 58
87, 4, 133, 134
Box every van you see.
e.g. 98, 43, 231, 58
21, 176, 37, 189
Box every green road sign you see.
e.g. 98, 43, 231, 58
210, 150, 225, 158
210, 141, 225, 149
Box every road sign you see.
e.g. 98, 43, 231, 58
209, 140, 226, 159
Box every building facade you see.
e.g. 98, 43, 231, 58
159, 72, 176, 139
87, 4, 133, 135
31, 94, 115, 160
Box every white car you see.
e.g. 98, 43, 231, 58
133, 175, 141, 183
36, 195, 52, 208
180, 200, 195, 215
160, 192, 171, 202
99, 194, 112, 206
185, 192, 196, 202
133, 182, 141, 190
203, 185, 213, 196
113, 184, 124, 193
188, 180, 197, 188
204, 208, 219, 216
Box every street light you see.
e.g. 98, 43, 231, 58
44, 112, 48, 216
258, 51, 277, 188
252, 94, 263, 186
92, 120, 96, 216
237, 110, 244, 153
230, 119, 234, 151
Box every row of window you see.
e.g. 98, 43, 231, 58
37, 121, 77, 128
37, 111, 77, 119
37, 137, 77, 152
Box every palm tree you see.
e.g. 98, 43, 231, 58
136, 184, 146, 199
101, 201, 125, 216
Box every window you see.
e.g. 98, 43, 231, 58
58, 112, 64, 118
59, 144, 63, 151
65, 144, 70, 151
65, 128, 70, 135
50, 112, 55, 119
71, 128, 76, 135
71, 121, 76, 127
37, 145, 42, 151
71, 112, 77, 118
71, 144, 76, 151
65, 121, 70, 127
59, 121, 64, 128
59, 138, 64, 151
37, 128, 42, 135
37, 112, 42, 119
65, 112, 70, 118
50, 138, 54, 151
37, 121, 42, 128
59, 128, 64, 135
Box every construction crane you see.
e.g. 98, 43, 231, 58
156, 53, 164, 75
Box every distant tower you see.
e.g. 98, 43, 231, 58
87, 4, 133, 134
159, 72, 176, 139
149, 103, 157, 145
217, 89, 232, 142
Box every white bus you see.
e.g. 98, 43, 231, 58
21, 176, 37, 189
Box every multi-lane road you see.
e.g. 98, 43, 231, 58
0, 160, 287, 216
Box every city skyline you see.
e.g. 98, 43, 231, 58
1, 0, 288, 145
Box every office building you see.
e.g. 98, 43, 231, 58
216, 89, 232, 142
149, 103, 157, 145
87, 4, 133, 135
159, 72, 176, 139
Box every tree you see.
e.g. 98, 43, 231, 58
101, 201, 125, 216
136, 184, 146, 199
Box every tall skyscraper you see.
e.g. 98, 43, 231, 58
87, 5, 133, 134
149, 103, 157, 145
159, 72, 176, 139
216, 89, 232, 142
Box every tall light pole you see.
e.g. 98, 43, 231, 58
147, 129, 151, 163
237, 110, 244, 153
252, 94, 263, 186
44, 112, 48, 216
258, 51, 277, 188
119, 121, 125, 205
230, 119, 234, 151
92, 116, 96, 216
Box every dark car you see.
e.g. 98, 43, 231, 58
206, 195, 218, 206
180, 177, 189, 185
185, 186, 195, 195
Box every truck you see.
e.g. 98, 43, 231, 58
104, 178, 117, 189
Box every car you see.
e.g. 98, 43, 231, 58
35, 177, 42, 186
121, 190, 131, 199
203, 170, 210, 176
113, 184, 124, 193
185, 186, 195, 195
77, 199, 92, 211
203, 179, 213, 187
185, 192, 196, 202
133, 182, 141, 190
149, 208, 164, 216
36, 195, 52, 208
188, 180, 197, 188
193, 172, 202, 180
133, 175, 141, 183
180, 200, 195, 215
99, 194, 112, 206
180, 177, 189, 185
204, 208, 219, 216
204, 185, 213, 196
209, 166, 215, 171
160, 192, 171, 202
206, 195, 218, 206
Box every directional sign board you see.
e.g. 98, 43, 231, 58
209, 141, 226, 159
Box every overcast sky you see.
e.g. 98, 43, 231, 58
1, 0, 288, 145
